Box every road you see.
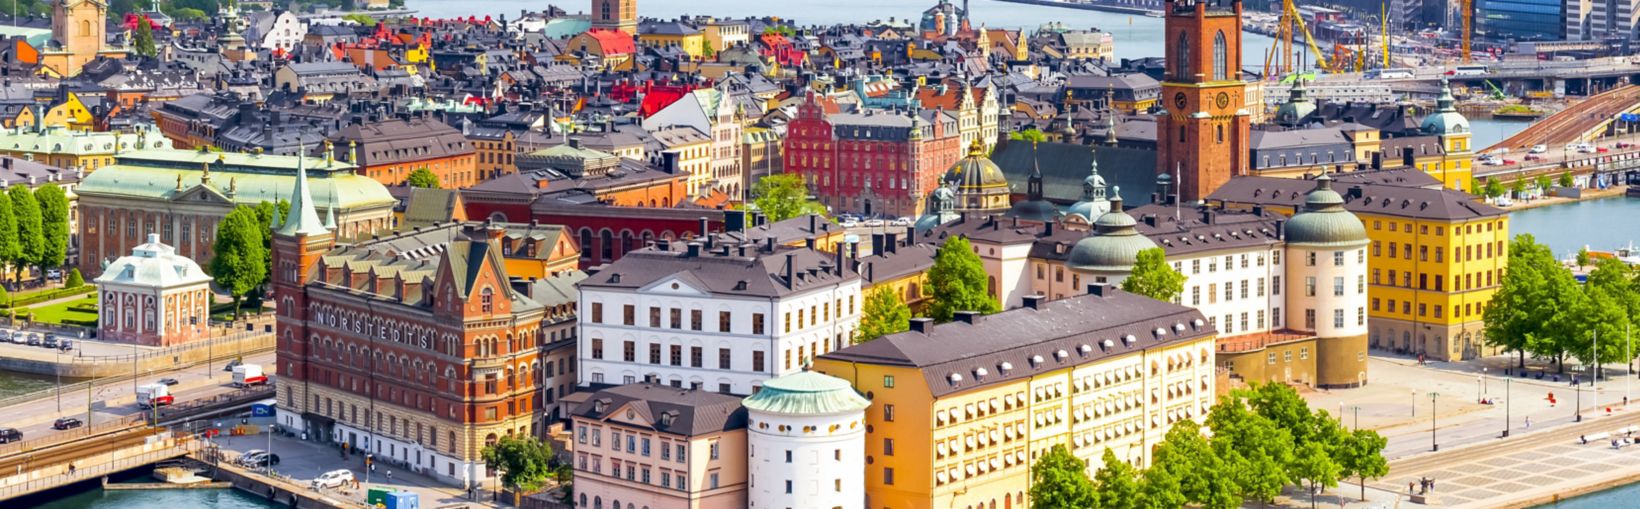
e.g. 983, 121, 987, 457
0, 351, 275, 445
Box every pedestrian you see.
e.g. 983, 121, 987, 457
1526, 415, 1532, 428
386, 469, 392, 482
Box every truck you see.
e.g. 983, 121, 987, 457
232, 364, 267, 388
137, 383, 174, 408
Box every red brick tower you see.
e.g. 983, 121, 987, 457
272, 150, 335, 431
1155, 0, 1252, 202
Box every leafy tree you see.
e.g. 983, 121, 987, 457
133, 17, 156, 57
1576, 247, 1591, 269
926, 236, 999, 322
1482, 178, 1506, 199
208, 205, 268, 320
173, 7, 207, 21
1509, 178, 1527, 197
1335, 428, 1389, 501
1151, 421, 1240, 509
1535, 174, 1553, 191
855, 286, 911, 343
1138, 459, 1187, 509
65, 268, 83, 289
406, 167, 441, 188
750, 174, 824, 222
1484, 234, 1581, 370
1559, 171, 1575, 188
1091, 448, 1143, 509
481, 435, 558, 494
9, 186, 43, 278
1122, 247, 1185, 302
34, 183, 68, 270
1009, 128, 1047, 143
702, 41, 715, 60
0, 187, 17, 278
1291, 440, 1341, 509
1207, 392, 1293, 505
1029, 444, 1098, 509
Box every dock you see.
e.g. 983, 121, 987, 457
105, 481, 233, 490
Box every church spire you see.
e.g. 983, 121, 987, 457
277, 147, 329, 237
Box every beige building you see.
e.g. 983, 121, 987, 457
94, 234, 214, 347
571, 385, 749, 509
649, 126, 714, 197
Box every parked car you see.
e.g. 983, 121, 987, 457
8, 331, 21, 344
242, 453, 281, 468
891, 217, 912, 227
1598, 147, 1612, 153
26, 334, 41, 347
42, 337, 57, 349
311, 469, 355, 489
52, 417, 82, 430
1502, 159, 1518, 165
58, 339, 72, 351
157, 378, 180, 386
839, 219, 859, 228
864, 219, 885, 227
1619, 142, 1635, 149
237, 450, 267, 466
0, 428, 20, 443
1525, 154, 1542, 161
44, 269, 61, 280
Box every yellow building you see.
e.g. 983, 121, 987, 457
38, 0, 128, 78
1415, 79, 1474, 193
42, 93, 95, 131
1210, 174, 1508, 361
650, 125, 713, 196
856, 233, 937, 314
813, 288, 1217, 509
0, 124, 169, 172
639, 21, 707, 60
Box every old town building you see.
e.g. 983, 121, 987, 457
333, 116, 480, 188
94, 233, 214, 347
1155, 0, 1252, 202
785, 93, 963, 218
76, 148, 396, 277
570, 384, 750, 509
39, 0, 128, 78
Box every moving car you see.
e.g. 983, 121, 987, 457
52, 417, 82, 430
1530, 144, 1547, 154
311, 469, 355, 489
157, 378, 180, 386
0, 427, 21, 443
242, 453, 281, 468
222, 359, 242, 372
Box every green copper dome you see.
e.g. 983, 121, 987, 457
1420, 77, 1470, 135
1274, 79, 1317, 126
916, 186, 961, 233
1285, 173, 1369, 247
1067, 150, 1110, 221
1068, 191, 1157, 274
743, 371, 871, 416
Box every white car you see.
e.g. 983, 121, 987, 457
237, 449, 267, 466
891, 217, 912, 226
1530, 144, 1547, 154
311, 469, 355, 489
864, 219, 885, 227
1577, 143, 1597, 153
839, 220, 859, 228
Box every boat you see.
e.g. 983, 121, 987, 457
1144, 11, 1164, 17
1579, 242, 1640, 266
1626, 183, 1640, 198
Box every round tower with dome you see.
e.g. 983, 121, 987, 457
1065, 146, 1111, 223
1066, 188, 1157, 287
744, 371, 871, 509
1283, 172, 1371, 387
943, 140, 1011, 216
1417, 77, 1474, 192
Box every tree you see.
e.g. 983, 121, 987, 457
1207, 392, 1293, 505
173, 7, 207, 20
0, 187, 17, 280
1334, 428, 1389, 501
1482, 178, 1506, 199
481, 435, 558, 494
133, 17, 156, 57
1485, 234, 1582, 370
1123, 247, 1185, 302
34, 183, 68, 270
1509, 178, 1527, 198
926, 236, 999, 322
1535, 174, 1553, 191
1138, 460, 1187, 509
1559, 171, 1576, 188
1009, 128, 1047, 143
9, 186, 43, 279
1029, 444, 1098, 509
1151, 421, 1240, 509
208, 205, 268, 320
750, 174, 824, 222
1091, 448, 1143, 509
406, 168, 441, 188
1291, 440, 1341, 509
702, 41, 716, 60
856, 286, 911, 343
1577, 247, 1591, 269
65, 268, 83, 289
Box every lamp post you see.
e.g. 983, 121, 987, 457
1577, 380, 1583, 422
55, 348, 61, 413
1476, 375, 1482, 403
1483, 366, 1489, 394
1411, 389, 1417, 417
1430, 391, 1440, 452
1503, 377, 1511, 437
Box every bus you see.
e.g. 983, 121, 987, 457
1449, 65, 1489, 76
1368, 68, 1416, 79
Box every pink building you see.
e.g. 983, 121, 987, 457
93, 233, 213, 346
570, 384, 748, 509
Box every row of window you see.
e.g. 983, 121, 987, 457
1190, 277, 1274, 306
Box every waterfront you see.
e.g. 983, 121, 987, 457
0, 369, 56, 400
409, 0, 1278, 62
1507, 196, 1640, 257
1534, 481, 1640, 508
14, 472, 278, 509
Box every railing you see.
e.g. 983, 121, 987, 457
0, 438, 200, 499
0, 329, 275, 410
155, 385, 276, 423
1216, 331, 1312, 354
63, 329, 273, 365
0, 415, 145, 458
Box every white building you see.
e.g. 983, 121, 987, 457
94, 233, 213, 346
640, 89, 744, 197
246, 10, 308, 52
743, 371, 870, 509
578, 240, 861, 395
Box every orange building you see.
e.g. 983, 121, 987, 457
333, 116, 479, 188
1155, 0, 1252, 202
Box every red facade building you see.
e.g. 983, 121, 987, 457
1155, 0, 1252, 202
783, 92, 962, 218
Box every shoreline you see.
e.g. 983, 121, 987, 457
1495, 186, 1627, 212
993, 0, 1158, 16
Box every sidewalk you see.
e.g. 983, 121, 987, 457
215, 433, 509, 508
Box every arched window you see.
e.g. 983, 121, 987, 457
1212, 31, 1228, 81
481, 287, 494, 314
579, 229, 593, 259
599, 0, 611, 20
1173, 32, 1190, 80
600, 230, 614, 261
1216, 124, 1224, 144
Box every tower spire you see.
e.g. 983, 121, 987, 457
277, 147, 329, 237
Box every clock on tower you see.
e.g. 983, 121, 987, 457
1155, 0, 1252, 203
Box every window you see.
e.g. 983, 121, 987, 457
884, 438, 895, 456
883, 375, 895, 388
718, 348, 731, 369
1304, 277, 1316, 297
591, 303, 603, 323
1306, 252, 1316, 266
1211, 31, 1228, 80
884, 467, 895, 485
1333, 308, 1345, 328
719, 311, 731, 332
1334, 251, 1344, 266
669, 345, 682, 366
1273, 276, 1281, 295
591, 339, 604, 360
753, 313, 765, 335
753, 351, 766, 372
690, 309, 702, 331
650, 344, 661, 364
623, 305, 635, 326
649, 307, 661, 327
884, 404, 896, 422
623, 341, 635, 362
670, 309, 682, 329
480, 288, 494, 313
1305, 309, 1316, 329
1333, 277, 1344, 296
710, 441, 720, 459
690, 347, 703, 368
1173, 32, 1190, 80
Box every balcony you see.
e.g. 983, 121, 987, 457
1216, 329, 1312, 354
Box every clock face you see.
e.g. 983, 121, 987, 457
1173, 92, 1187, 110
1215, 92, 1230, 109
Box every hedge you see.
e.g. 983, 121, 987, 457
0, 285, 95, 309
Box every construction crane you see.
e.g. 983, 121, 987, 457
1277, 0, 1334, 75
1381, 2, 1391, 69
1461, 0, 1473, 63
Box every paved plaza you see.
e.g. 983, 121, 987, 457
213, 432, 515, 509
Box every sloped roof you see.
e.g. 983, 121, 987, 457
571, 384, 748, 437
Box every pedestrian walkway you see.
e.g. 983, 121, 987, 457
214, 433, 509, 508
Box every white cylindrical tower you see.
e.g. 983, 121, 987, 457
743, 371, 871, 509
1283, 172, 1371, 388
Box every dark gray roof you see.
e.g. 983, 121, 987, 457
1128, 204, 1284, 256
989, 139, 1158, 205
1209, 175, 1507, 221
570, 384, 748, 437
582, 241, 858, 298
818, 288, 1212, 398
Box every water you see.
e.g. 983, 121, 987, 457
27, 485, 279, 509
1532, 481, 1640, 508
1508, 197, 1640, 258
408, 0, 1278, 62
0, 369, 57, 400
1469, 118, 1532, 152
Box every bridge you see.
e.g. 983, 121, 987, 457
1486, 85, 1640, 153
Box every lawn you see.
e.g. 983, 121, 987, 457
26, 296, 98, 326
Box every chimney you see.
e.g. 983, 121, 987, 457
568, 137, 581, 149
953, 311, 980, 324
1402, 147, 1415, 168
686, 242, 702, 257
657, 239, 671, 251
1022, 294, 1046, 310
1199, 209, 1214, 224
908, 317, 934, 333
885, 232, 898, 254
1086, 283, 1110, 296
808, 214, 817, 233
784, 252, 796, 285
871, 233, 884, 256
698, 217, 710, 237
805, 236, 817, 250
1347, 185, 1364, 200
1252, 205, 1264, 217
833, 246, 845, 276
1274, 220, 1286, 240
1142, 214, 1156, 227
661, 151, 681, 173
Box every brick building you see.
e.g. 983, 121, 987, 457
1155, 0, 1252, 202
784, 92, 963, 218
332, 116, 479, 188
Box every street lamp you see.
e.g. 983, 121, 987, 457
1503, 377, 1511, 438
1430, 392, 1440, 452
1411, 389, 1417, 417
1576, 380, 1583, 422
1483, 367, 1489, 394
1476, 375, 1482, 403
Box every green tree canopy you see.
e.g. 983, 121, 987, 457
1292, 440, 1342, 509
481, 435, 558, 492
1576, 247, 1592, 269
927, 236, 999, 322
1535, 174, 1553, 190
750, 174, 825, 221
1029, 444, 1098, 509
173, 7, 207, 20
1559, 172, 1575, 188
1206, 392, 1293, 504
1509, 178, 1527, 197
9, 185, 43, 277
1151, 421, 1240, 509
1482, 178, 1506, 199
1009, 128, 1047, 143
1335, 428, 1389, 501
1091, 448, 1143, 509
0, 187, 18, 273
1484, 234, 1583, 369
856, 286, 911, 343
34, 183, 68, 269
406, 168, 441, 189
1122, 247, 1185, 302
133, 17, 157, 57
208, 205, 268, 319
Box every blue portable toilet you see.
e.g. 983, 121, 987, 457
383, 491, 419, 509
250, 399, 277, 417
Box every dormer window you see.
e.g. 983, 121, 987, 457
480, 287, 494, 313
